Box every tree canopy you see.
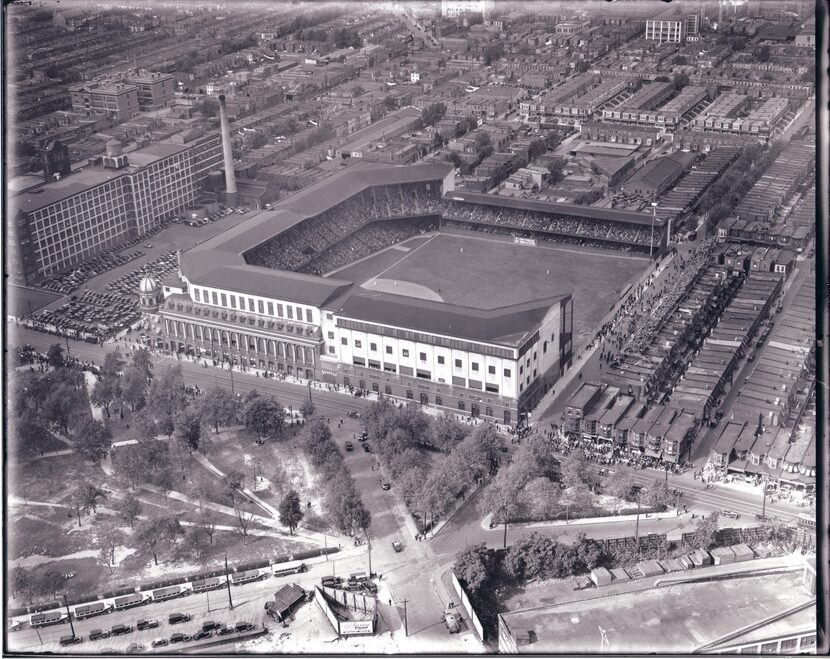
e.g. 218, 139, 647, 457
278, 489, 304, 534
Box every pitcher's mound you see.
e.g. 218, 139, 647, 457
361, 278, 443, 302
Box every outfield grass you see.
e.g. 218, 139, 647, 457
332, 231, 649, 343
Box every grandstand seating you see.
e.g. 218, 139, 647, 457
244, 183, 442, 272
245, 181, 659, 274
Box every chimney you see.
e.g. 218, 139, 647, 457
218, 94, 238, 205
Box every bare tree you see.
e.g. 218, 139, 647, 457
233, 500, 254, 537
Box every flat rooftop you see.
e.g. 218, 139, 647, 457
501, 569, 814, 654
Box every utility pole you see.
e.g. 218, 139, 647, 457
307, 380, 313, 407
503, 520, 508, 549
63, 595, 76, 639
65, 335, 71, 358
403, 599, 408, 637
650, 202, 658, 260
761, 478, 768, 520
229, 358, 236, 396
635, 499, 641, 558
365, 529, 373, 576
224, 556, 234, 610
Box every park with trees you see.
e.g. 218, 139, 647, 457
7, 345, 340, 605
360, 398, 503, 534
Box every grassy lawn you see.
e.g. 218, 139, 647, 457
202, 427, 331, 516
507, 487, 641, 524
8, 453, 107, 505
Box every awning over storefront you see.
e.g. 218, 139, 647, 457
727, 460, 747, 473
644, 448, 662, 459
663, 453, 679, 463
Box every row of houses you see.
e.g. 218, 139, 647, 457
603, 264, 737, 407
732, 141, 815, 224
730, 275, 815, 430
564, 383, 698, 464
671, 273, 783, 421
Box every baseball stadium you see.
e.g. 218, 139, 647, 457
142, 160, 665, 426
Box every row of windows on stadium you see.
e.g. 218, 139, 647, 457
345, 379, 506, 416
329, 338, 547, 379
193, 288, 314, 323
340, 349, 514, 377
334, 333, 544, 370
345, 364, 537, 395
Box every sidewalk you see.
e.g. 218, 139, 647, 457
480, 508, 680, 532
533, 251, 677, 422
190, 451, 332, 546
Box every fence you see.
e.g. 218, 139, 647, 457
451, 572, 484, 641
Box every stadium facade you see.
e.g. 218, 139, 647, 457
144, 161, 574, 426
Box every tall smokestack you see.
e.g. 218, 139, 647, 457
218, 94, 238, 204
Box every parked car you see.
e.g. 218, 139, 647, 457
202, 621, 222, 631
60, 635, 82, 646
234, 622, 254, 632
217, 627, 235, 636
192, 630, 213, 641
392, 541, 402, 552
169, 632, 191, 644
89, 629, 110, 641
151, 639, 169, 648
345, 441, 353, 451
379, 479, 391, 490
359, 432, 369, 442
110, 624, 133, 636
363, 443, 372, 453
347, 411, 360, 419
720, 509, 740, 519
168, 613, 191, 625
126, 643, 145, 653
136, 619, 159, 631
144, 243, 153, 249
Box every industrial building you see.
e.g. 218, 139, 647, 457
9, 136, 223, 285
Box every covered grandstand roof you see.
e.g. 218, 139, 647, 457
179, 160, 452, 302
331, 291, 570, 347
444, 190, 660, 226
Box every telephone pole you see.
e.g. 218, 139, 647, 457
403, 599, 408, 637
224, 556, 234, 610
63, 595, 76, 639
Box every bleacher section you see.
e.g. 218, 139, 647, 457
298, 216, 437, 275
244, 183, 442, 272
441, 201, 658, 253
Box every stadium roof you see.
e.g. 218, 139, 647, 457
444, 190, 659, 226
178, 160, 452, 307
331, 291, 570, 348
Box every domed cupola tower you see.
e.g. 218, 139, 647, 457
139, 275, 161, 314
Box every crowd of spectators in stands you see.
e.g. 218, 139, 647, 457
299, 217, 436, 275
441, 201, 657, 252
245, 183, 443, 272
602, 238, 717, 360
245, 186, 667, 274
